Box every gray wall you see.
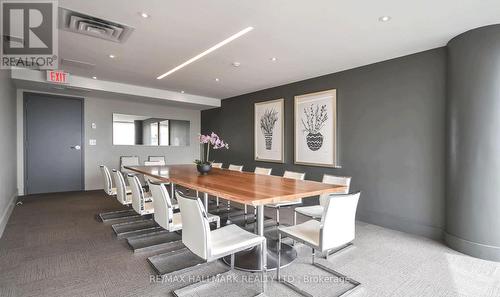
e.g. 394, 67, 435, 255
445, 25, 500, 261
202, 48, 447, 240
0, 70, 18, 237
84, 96, 200, 190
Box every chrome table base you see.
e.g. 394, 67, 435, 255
222, 240, 297, 272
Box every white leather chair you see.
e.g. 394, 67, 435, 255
120, 156, 140, 171
206, 162, 223, 207
228, 164, 243, 171
224, 164, 243, 212
211, 162, 223, 168
191, 162, 223, 207
254, 167, 272, 175
128, 174, 155, 215
149, 181, 219, 231
294, 175, 351, 224
148, 156, 166, 165
98, 165, 137, 222
276, 192, 362, 297
99, 165, 115, 196
265, 170, 306, 228
112, 169, 133, 205
176, 190, 266, 295
144, 161, 163, 166
244, 167, 273, 220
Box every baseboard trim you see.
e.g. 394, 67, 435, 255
357, 209, 444, 241
445, 232, 500, 262
0, 191, 18, 238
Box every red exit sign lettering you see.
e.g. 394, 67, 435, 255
46, 71, 70, 84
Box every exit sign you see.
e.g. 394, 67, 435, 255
46, 71, 70, 84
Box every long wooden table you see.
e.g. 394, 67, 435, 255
125, 164, 347, 271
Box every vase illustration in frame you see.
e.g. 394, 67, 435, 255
294, 89, 338, 167
254, 98, 284, 163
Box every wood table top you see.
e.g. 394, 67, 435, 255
125, 164, 347, 206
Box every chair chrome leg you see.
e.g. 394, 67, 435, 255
260, 239, 267, 294
313, 262, 361, 297
326, 242, 354, 260
203, 192, 209, 213
277, 232, 282, 280
275, 242, 361, 297
292, 211, 297, 245
276, 235, 313, 297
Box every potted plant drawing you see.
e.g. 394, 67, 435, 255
260, 108, 279, 150
301, 104, 328, 151
194, 132, 229, 174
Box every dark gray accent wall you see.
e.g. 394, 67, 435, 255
0, 70, 18, 237
445, 25, 500, 261
202, 48, 447, 240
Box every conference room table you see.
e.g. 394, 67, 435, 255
125, 164, 347, 271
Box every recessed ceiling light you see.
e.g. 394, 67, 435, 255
270, 57, 277, 62
108, 54, 116, 59
215, 78, 220, 82
139, 12, 150, 18
92, 76, 97, 80
181, 90, 185, 94
378, 16, 391, 22
232, 62, 241, 67
157, 26, 254, 79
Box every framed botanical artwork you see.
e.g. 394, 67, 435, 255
294, 89, 338, 167
254, 98, 284, 163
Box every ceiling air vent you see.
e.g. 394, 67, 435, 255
59, 8, 134, 43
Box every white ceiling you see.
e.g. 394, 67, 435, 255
58, 0, 500, 99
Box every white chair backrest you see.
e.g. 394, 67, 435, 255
112, 170, 128, 204
120, 156, 139, 170
319, 175, 352, 206
99, 165, 113, 195
127, 174, 146, 214
144, 161, 163, 166
149, 156, 166, 165
320, 192, 360, 250
149, 181, 174, 230
228, 164, 243, 172
211, 162, 223, 169
283, 170, 306, 180
254, 167, 272, 175
176, 191, 211, 260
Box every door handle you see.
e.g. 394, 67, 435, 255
71, 145, 81, 150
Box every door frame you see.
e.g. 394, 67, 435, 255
23, 92, 85, 195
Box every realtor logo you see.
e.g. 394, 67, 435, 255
1, 0, 58, 69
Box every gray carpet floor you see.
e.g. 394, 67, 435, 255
0, 191, 499, 297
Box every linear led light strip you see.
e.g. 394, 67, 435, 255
156, 26, 254, 79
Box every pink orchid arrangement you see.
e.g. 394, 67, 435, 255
195, 132, 229, 165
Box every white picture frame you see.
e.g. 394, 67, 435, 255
294, 89, 338, 167
254, 98, 284, 163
